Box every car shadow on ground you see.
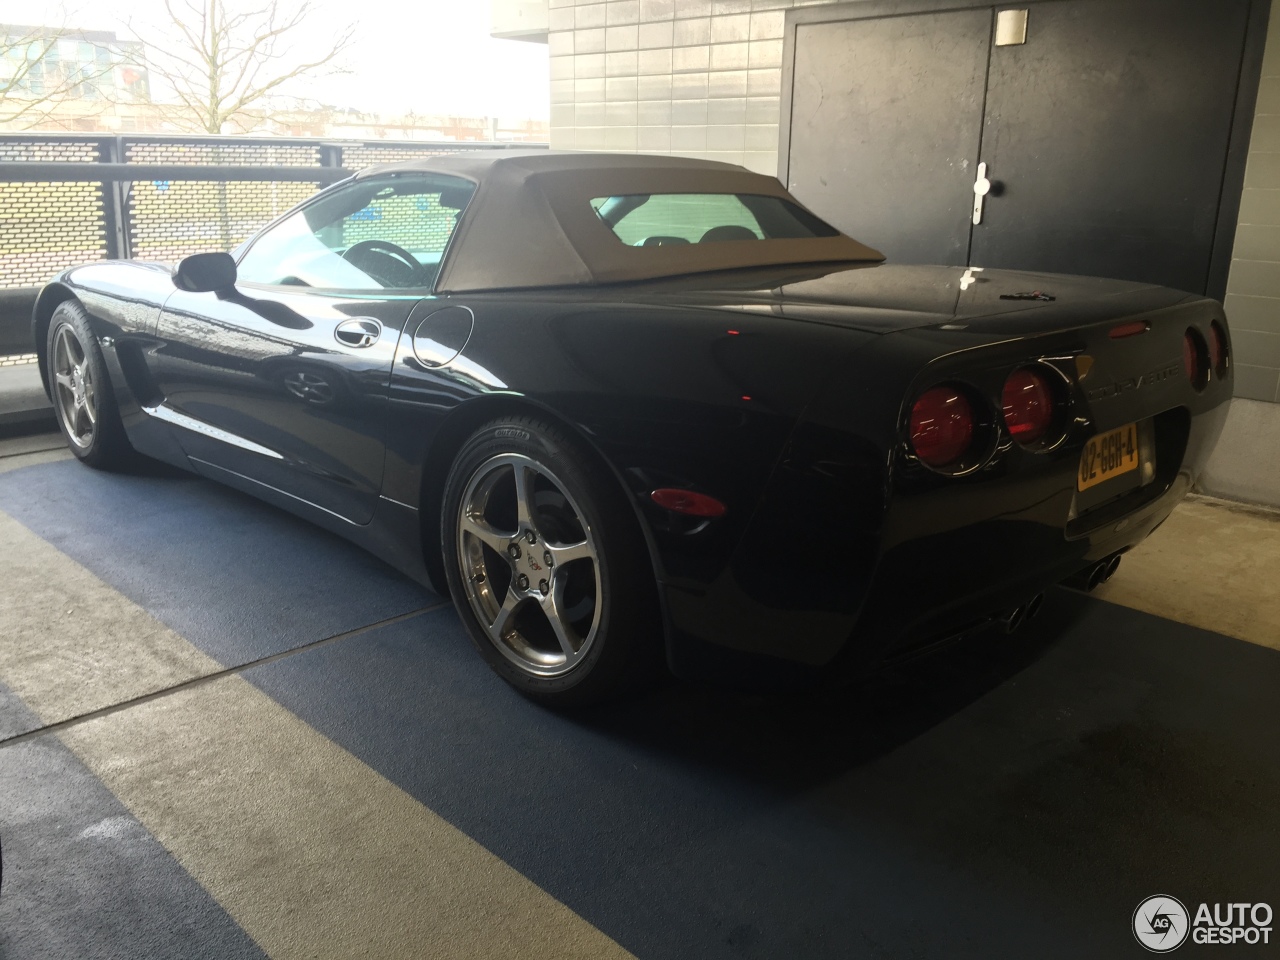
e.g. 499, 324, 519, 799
540, 592, 1278, 955
581, 590, 1086, 790
567, 586, 1280, 911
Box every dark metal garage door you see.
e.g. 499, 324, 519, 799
782, 0, 1261, 297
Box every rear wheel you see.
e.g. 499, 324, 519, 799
442, 417, 659, 705
46, 300, 133, 469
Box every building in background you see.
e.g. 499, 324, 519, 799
1, 26, 150, 110
1, 22, 547, 141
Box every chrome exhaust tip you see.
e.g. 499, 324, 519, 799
1103, 554, 1122, 582
1063, 565, 1094, 592
1086, 562, 1108, 591
999, 605, 1027, 634
1025, 593, 1045, 621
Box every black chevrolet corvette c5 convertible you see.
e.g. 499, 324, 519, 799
34, 151, 1232, 703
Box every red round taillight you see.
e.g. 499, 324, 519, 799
1002, 367, 1055, 444
1184, 328, 1208, 391
910, 385, 974, 468
1209, 321, 1228, 378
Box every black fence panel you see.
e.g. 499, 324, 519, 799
0, 137, 113, 290
0, 134, 546, 292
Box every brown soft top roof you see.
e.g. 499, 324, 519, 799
353, 150, 884, 292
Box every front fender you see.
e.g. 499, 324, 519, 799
32, 279, 82, 399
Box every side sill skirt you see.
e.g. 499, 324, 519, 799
380, 495, 417, 512
186, 458, 433, 586
142, 403, 284, 460
188, 456, 362, 527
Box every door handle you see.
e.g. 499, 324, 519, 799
972, 162, 992, 226
334, 318, 382, 349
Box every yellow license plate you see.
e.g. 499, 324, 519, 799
1078, 423, 1139, 491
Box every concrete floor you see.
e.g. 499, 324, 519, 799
0, 434, 1278, 959
0, 361, 55, 434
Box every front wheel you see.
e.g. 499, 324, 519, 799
46, 300, 133, 470
441, 417, 660, 705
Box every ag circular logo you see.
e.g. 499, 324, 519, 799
1134, 895, 1190, 952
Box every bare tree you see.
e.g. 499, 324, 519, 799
0, 23, 121, 129
143, 0, 355, 134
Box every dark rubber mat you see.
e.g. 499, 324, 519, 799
0, 687, 265, 960
0, 460, 433, 666
245, 593, 1280, 960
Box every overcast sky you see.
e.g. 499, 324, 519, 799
3, 0, 550, 119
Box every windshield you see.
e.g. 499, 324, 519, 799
238, 174, 476, 289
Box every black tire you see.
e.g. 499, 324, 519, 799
441, 416, 661, 705
45, 300, 134, 470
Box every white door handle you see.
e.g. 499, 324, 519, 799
972, 162, 992, 225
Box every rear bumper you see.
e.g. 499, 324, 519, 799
861, 398, 1226, 656
660, 291, 1234, 685
662, 397, 1229, 686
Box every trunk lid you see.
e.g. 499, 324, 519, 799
634, 263, 1197, 334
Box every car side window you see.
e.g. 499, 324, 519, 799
237, 175, 476, 290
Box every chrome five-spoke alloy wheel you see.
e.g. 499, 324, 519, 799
456, 453, 602, 678
52, 323, 98, 449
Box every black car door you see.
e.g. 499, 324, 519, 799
146, 172, 475, 525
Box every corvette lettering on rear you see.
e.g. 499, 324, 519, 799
1084, 359, 1180, 401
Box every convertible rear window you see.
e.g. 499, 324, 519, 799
590, 193, 840, 247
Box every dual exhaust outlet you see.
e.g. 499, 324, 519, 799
993, 553, 1122, 636
1063, 553, 1123, 593
997, 592, 1045, 635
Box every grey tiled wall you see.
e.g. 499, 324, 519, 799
548, 0, 818, 174
1224, 2, 1280, 403
549, 0, 1280, 404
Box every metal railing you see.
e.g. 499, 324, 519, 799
0, 134, 546, 356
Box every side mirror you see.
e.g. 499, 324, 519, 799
174, 252, 237, 293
